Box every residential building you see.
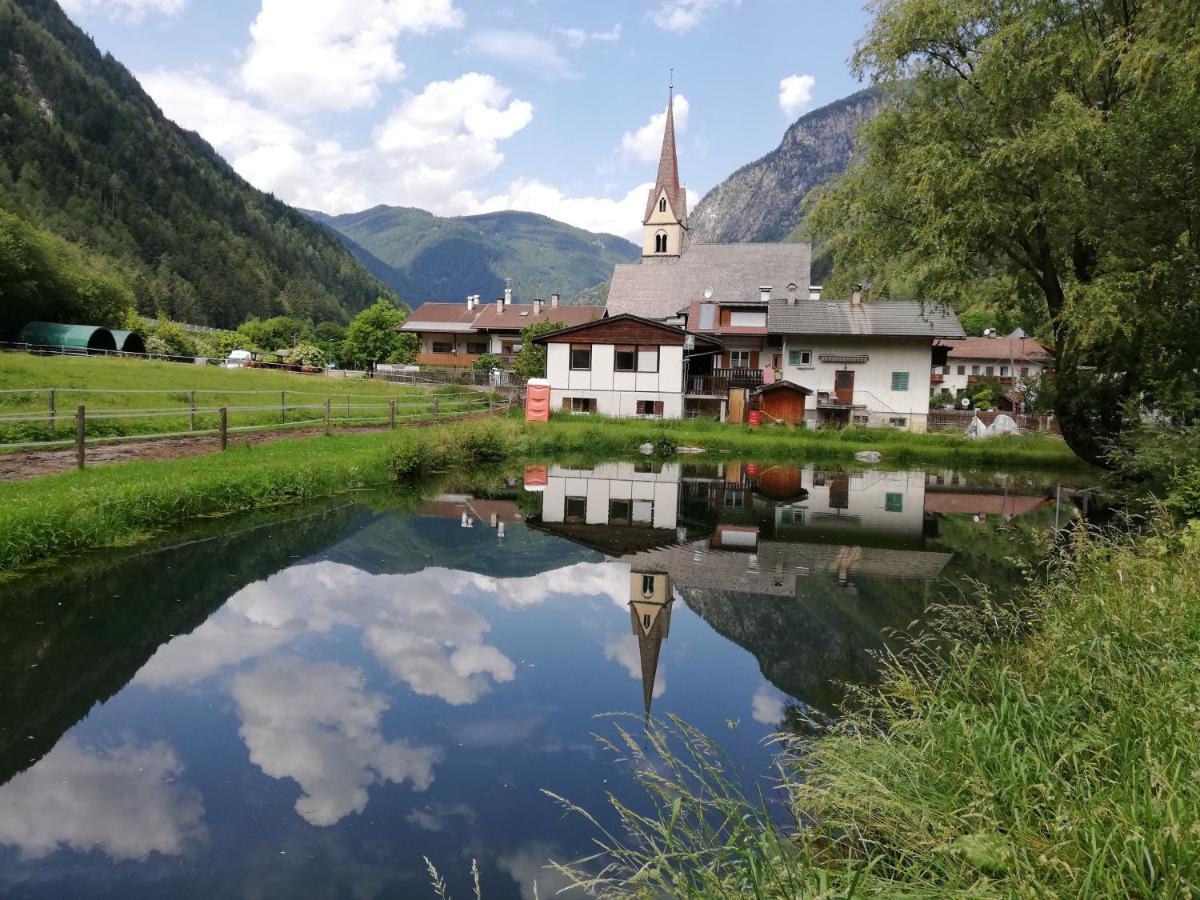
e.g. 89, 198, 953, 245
768, 292, 965, 432
532, 313, 721, 419
400, 287, 601, 367
931, 332, 1054, 404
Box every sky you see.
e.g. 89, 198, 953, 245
59, 0, 871, 241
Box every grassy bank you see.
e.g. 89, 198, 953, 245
0, 353, 480, 443
0, 416, 1085, 573
554, 521, 1200, 897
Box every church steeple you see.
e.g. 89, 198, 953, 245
628, 570, 673, 720
642, 76, 688, 260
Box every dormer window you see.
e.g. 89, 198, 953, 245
654, 231, 668, 253
659, 197, 667, 213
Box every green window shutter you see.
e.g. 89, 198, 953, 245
891, 371, 910, 391
885, 492, 904, 513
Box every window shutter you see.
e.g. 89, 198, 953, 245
562, 397, 571, 411
750, 351, 759, 370
655, 401, 664, 416
590, 398, 598, 413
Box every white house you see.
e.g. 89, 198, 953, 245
931, 333, 1054, 406
768, 292, 965, 432
533, 313, 722, 419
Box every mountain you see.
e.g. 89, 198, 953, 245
0, 0, 397, 339
688, 88, 884, 247
311, 206, 640, 305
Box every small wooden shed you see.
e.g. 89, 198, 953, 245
753, 380, 814, 427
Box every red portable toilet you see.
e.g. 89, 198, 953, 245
525, 378, 551, 423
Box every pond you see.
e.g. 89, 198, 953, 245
0, 460, 1093, 898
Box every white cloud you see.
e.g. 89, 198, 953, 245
556, 23, 622, 48
0, 738, 206, 861
751, 683, 786, 725
649, 0, 740, 33
58, 0, 186, 22
240, 0, 465, 112
498, 842, 580, 900
464, 30, 576, 80
232, 657, 441, 826
621, 94, 689, 162
779, 74, 816, 119
140, 70, 532, 216
604, 634, 666, 700
476, 179, 652, 242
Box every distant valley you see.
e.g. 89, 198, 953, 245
308, 207, 640, 307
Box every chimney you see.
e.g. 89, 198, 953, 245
551, 293, 560, 308
851, 285, 863, 306
809, 285, 823, 301
496, 296, 504, 312
466, 295, 474, 310
759, 285, 773, 304
533, 297, 542, 315
786, 283, 798, 305
504, 278, 513, 307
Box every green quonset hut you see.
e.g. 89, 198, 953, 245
17, 322, 118, 353
109, 329, 147, 354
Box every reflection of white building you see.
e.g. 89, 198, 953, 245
540, 462, 681, 531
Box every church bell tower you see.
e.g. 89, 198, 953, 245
642, 78, 688, 260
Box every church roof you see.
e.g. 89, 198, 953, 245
768, 298, 965, 339
606, 243, 812, 320
643, 92, 686, 224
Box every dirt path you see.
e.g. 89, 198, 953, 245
0, 413, 495, 482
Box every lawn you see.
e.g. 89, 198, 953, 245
0, 352, 484, 444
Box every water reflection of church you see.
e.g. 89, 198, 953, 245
525, 461, 1056, 716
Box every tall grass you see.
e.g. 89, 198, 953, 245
548, 520, 1200, 897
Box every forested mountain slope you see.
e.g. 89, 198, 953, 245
312, 206, 640, 304
0, 0, 396, 339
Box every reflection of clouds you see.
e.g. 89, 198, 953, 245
405, 801, 476, 833
136, 560, 623, 705
604, 635, 666, 699
751, 683, 786, 726
0, 737, 206, 861
498, 841, 580, 900
232, 658, 440, 826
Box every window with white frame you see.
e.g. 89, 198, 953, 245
729, 350, 752, 368
788, 349, 812, 367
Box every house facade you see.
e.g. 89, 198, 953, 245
400, 288, 601, 367
931, 333, 1054, 405
533, 314, 721, 419
769, 294, 965, 432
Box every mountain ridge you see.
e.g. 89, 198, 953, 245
689, 87, 884, 246
309, 205, 640, 306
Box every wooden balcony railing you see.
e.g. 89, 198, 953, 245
931, 373, 944, 383
415, 352, 518, 369
686, 367, 764, 396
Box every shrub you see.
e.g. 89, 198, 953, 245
290, 342, 326, 368
472, 352, 499, 373
455, 421, 508, 462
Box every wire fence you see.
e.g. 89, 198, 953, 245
0, 389, 508, 459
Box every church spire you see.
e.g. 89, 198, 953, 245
642, 74, 688, 257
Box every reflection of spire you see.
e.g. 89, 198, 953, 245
628, 570, 673, 721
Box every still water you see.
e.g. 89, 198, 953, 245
0, 461, 1087, 898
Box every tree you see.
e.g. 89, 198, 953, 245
809, 1, 1200, 465
473, 352, 499, 373
289, 342, 327, 368
341, 299, 414, 368
515, 320, 565, 379
145, 320, 196, 357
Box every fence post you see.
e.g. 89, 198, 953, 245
389, 399, 397, 429
189, 390, 196, 431
346, 394, 351, 421
324, 399, 332, 435
220, 407, 228, 450
75, 405, 85, 470
432, 397, 439, 419
280, 390, 286, 424
48, 388, 56, 436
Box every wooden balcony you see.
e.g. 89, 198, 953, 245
415, 352, 518, 369
967, 375, 1014, 385
685, 368, 764, 397
931, 373, 944, 383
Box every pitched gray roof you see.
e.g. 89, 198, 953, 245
768, 298, 964, 339
606, 243, 811, 320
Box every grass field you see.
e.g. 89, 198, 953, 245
0, 353, 483, 444
552, 520, 1200, 898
